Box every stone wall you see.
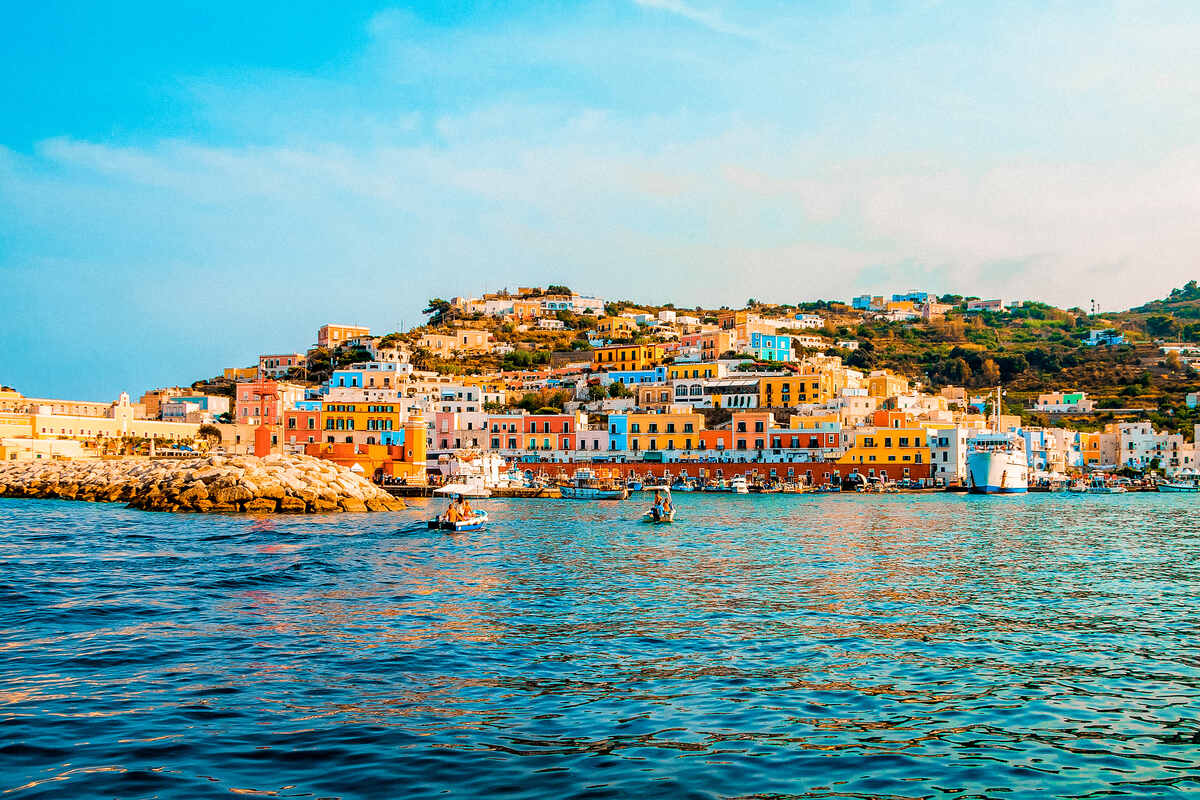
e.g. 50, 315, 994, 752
0, 454, 407, 513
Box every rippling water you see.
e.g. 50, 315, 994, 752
2, 493, 1198, 798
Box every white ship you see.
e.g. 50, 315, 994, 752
966, 432, 1028, 494
966, 388, 1028, 494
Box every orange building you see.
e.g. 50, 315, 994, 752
317, 323, 371, 349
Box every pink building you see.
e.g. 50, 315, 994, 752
258, 353, 305, 380
235, 380, 306, 426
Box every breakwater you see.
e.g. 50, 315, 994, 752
0, 454, 407, 513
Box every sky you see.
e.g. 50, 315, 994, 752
3, 1, 1200, 400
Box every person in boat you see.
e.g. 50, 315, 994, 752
444, 496, 461, 524
650, 490, 672, 520
460, 497, 473, 519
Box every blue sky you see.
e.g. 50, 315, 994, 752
3, 1, 1200, 400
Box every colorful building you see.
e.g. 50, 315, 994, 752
591, 344, 666, 371
837, 410, 930, 472
320, 400, 403, 446
235, 381, 306, 426
317, 324, 371, 349
749, 332, 794, 362
615, 411, 705, 455
258, 353, 305, 380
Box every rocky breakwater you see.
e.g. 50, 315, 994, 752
0, 454, 407, 513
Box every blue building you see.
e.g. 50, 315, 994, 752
607, 414, 629, 452
851, 294, 873, 310
327, 369, 364, 389
602, 366, 668, 385
750, 332, 794, 362
892, 291, 930, 304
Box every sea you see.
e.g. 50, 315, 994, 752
1, 493, 1197, 799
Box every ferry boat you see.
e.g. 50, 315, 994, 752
557, 468, 629, 500
966, 387, 1028, 494
967, 432, 1028, 494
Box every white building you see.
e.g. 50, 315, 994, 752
836, 340, 860, 351
792, 334, 829, 350
793, 314, 825, 329
927, 425, 973, 485
1033, 391, 1095, 414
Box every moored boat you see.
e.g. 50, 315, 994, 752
1085, 475, 1126, 494
730, 475, 749, 494
557, 468, 629, 500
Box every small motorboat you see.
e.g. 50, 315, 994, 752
642, 507, 675, 524
643, 487, 675, 523
730, 475, 750, 494
428, 510, 489, 532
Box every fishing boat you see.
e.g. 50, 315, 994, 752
625, 478, 644, 491
701, 479, 730, 492
428, 510, 489, 531
1158, 469, 1199, 492
730, 475, 749, 494
558, 468, 629, 500
671, 479, 698, 492
1085, 475, 1126, 494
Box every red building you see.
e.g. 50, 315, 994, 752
284, 406, 322, 449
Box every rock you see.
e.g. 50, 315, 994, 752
278, 496, 307, 513
338, 498, 368, 513
243, 498, 278, 513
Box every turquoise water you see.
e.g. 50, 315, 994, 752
1, 493, 1198, 798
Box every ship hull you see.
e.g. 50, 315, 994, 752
967, 451, 1028, 494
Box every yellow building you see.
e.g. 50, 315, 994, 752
223, 366, 258, 382
26, 393, 200, 451
838, 411, 929, 467
1079, 431, 1102, 467
592, 344, 666, 371
626, 411, 705, 453
321, 401, 402, 442
317, 324, 371, 349
867, 370, 910, 399
0, 412, 34, 439
758, 369, 845, 407
596, 315, 638, 338
667, 362, 720, 380
418, 329, 492, 357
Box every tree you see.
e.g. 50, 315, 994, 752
546, 284, 572, 295
608, 381, 633, 398
1145, 315, 1179, 339
586, 384, 608, 403
423, 298, 452, 326
981, 358, 1001, 386
197, 424, 222, 448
